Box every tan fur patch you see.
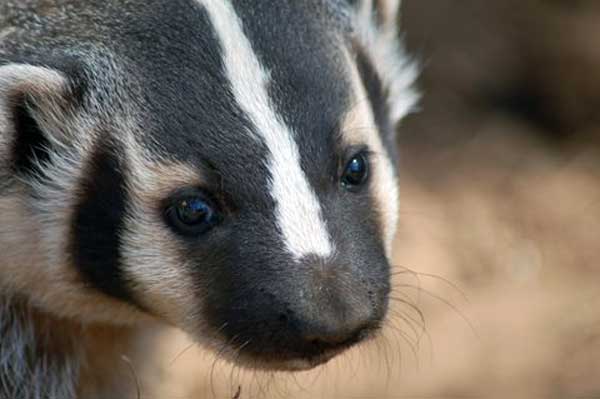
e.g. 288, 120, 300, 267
120, 137, 208, 333
341, 48, 400, 257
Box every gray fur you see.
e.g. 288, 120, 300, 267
0, 296, 80, 399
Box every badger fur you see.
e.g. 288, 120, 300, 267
0, 0, 418, 397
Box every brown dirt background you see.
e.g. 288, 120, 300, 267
139, 2, 600, 397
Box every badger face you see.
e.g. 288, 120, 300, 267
0, 0, 418, 370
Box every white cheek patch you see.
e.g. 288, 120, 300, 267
199, 0, 334, 260
342, 49, 400, 257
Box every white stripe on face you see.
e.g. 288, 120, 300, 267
199, 0, 334, 260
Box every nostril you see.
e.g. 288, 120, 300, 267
306, 334, 353, 347
303, 323, 370, 349
308, 337, 335, 353
307, 336, 347, 348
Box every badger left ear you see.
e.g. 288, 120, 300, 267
0, 63, 75, 179
349, 0, 419, 125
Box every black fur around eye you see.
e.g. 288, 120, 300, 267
164, 190, 221, 236
341, 152, 369, 190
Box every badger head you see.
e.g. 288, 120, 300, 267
0, 0, 418, 370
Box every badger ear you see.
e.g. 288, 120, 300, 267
353, 0, 401, 30
0, 64, 74, 179
349, 0, 420, 125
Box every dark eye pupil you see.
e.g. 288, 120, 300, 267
342, 154, 368, 188
165, 189, 222, 237
176, 198, 212, 225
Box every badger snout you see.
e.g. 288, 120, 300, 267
206, 254, 390, 370
289, 260, 383, 347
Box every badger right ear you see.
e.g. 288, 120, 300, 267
344, 0, 419, 125
0, 64, 74, 178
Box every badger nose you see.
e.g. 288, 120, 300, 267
295, 291, 376, 349
300, 317, 372, 348
291, 263, 381, 351
215, 254, 389, 364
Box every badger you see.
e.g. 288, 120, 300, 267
0, 0, 418, 397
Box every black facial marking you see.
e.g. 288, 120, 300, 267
70, 140, 136, 305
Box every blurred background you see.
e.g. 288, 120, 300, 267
141, 1, 600, 397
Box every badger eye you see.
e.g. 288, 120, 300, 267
164, 191, 221, 236
341, 152, 369, 190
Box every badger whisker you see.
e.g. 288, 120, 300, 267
120, 355, 142, 399
168, 342, 196, 367
391, 263, 470, 302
